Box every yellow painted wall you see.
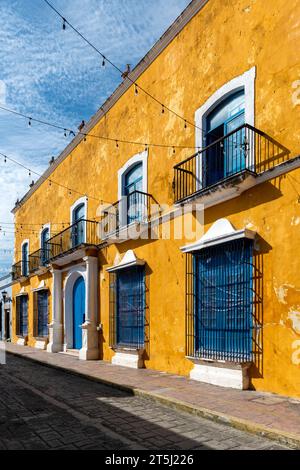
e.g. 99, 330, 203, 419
12, 0, 300, 397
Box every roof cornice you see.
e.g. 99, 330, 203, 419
12, 0, 209, 214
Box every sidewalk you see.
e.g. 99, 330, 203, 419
4, 343, 300, 448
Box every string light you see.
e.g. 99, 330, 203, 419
102, 57, 106, 67
28, 117, 32, 126
62, 18, 66, 30
184, 120, 187, 129
134, 84, 138, 96
161, 105, 165, 114
42, 0, 210, 137
116, 140, 119, 149
0, 104, 198, 150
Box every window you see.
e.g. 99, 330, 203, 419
34, 290, 48, 337
22, 242, 29, 276
123, 162, 143, 225
204, 90, 245, 186
191, 238, 253, 362
16, 295, 28, 336
41, 227, 50, 265
72, 203, 85, 247
110, 266, 145, 348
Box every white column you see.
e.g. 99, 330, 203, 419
47, 268, 63, 353
79, 256, 99, 360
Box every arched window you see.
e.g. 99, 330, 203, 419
123, 162, 143, 225
204, 90, 245, 186
72, 203, 85, 247
40, 227, 50, 266
22, 242, 29, 276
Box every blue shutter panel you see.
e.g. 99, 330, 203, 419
37, 291, 48, 337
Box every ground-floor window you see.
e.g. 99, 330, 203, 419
186, 238, 254, 362
16, 295, 28, 336
109, 266, 145, 348
34, 290, 49, 337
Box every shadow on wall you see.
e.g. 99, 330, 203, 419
249, 235, 272, 387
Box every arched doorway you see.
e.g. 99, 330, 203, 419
72, 276, 85, 349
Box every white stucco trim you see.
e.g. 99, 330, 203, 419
70, 196, 88, 223
15, 287, 28, 297
39, 222, 51, 247
181, 218, 256, 252
112, 350, 144, 369
69, 196, 88, 244
107, 250, 145, 272
190, 363, 250, 390
31, 280, 49, 292
21, 239, 29, 275
117, 150, 148, 200
63, 266, 87, 350
194, 67, 256, 189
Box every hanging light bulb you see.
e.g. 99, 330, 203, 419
28, 118, 32, 126
145, 144, 148, 152
184, 120, 187, 129
83, 134, 87, 142
161, 104, 165, 114
64, 129, 67, 137
134, 84, 138, 95
102, 56, 106, 67
4, 155, 6, 163
173, 147, 176, 155
49, 180, 52, 187
116, 140, 119, 149
62, 18, 66, 30
28, 170, 31, 177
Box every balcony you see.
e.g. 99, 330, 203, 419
173, 124, 289, 204
102, 190, 158, 240
46, 219, 99, 264
12, 260, 29, 281
29, 249, 48, 274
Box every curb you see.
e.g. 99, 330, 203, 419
6, 350, 300, 449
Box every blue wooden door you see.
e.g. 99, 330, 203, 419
41, 228, 50, 265
72, 204, 85, 247
204, 90, 245, 186
73, 276, 85, 349
116, 268, 144, 347
124, 163, 143, 224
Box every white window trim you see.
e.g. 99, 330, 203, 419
117, 150, 148, 200
21, 239, 29, 276
39, 222, 51, 247
70, 196, 88, 243
194, 67, 256, 190
117, 151, 148, 228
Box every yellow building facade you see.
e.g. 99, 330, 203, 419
11, 0, 300, 398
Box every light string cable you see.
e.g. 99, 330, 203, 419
0, 151, 102, 203
0, 103, 199, 151
42, 0, 211, 138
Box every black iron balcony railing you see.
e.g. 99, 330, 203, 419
29, 248, 49, 274
102, 190, 157, 236
12, 260, 29, 280
46, 219, 99, 261
174, 123, 289, 203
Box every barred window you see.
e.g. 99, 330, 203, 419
186, 238, 254, 362
16, 295, 28, 337
34, 290, 49, 337
110, 266, 145, 349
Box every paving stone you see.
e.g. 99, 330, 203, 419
0, 354, 292, 450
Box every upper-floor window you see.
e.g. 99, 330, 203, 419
72, 202, 85, 247
205, 89, 245, 186
40, 227, 50, 266
21, 242, 29, 276
123, 162, 143, 225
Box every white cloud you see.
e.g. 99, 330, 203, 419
0, 0, 190, 273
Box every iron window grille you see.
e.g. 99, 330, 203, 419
186, 238, 259, 363
109, 266, 148, 350
16, 295, 28, 337
33, 290, 49, 338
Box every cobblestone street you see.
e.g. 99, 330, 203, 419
0, 354, 290, 450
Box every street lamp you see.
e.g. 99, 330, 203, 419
1, 291, 7, 302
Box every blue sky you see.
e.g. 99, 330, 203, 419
0, 0, 190, 275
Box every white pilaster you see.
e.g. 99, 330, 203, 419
79, 256, 99, 360
47, 269, 63, 353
